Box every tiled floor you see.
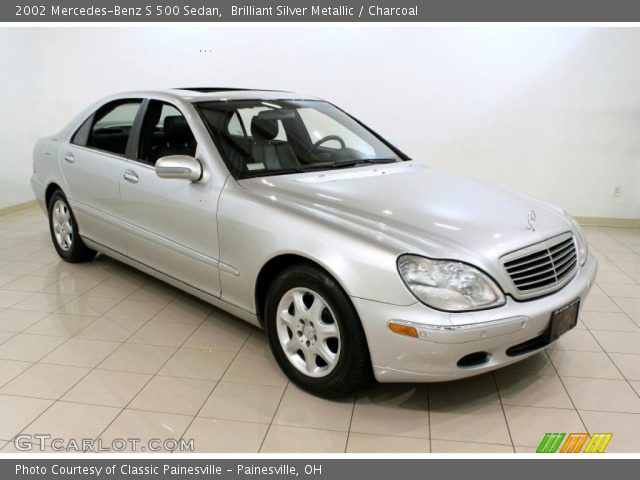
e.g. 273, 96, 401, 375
0, 207, 639, 453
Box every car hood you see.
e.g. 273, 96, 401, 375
239, 161, 573, 264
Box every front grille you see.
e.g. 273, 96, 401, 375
502, 234, 578, 295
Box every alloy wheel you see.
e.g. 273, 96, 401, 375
275, 287, 341, 378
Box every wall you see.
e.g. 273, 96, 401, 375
1, 27, 639, 219
0, 29, 45, 209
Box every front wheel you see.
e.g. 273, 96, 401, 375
264, 264, 371, 397
48, 190, 96, 263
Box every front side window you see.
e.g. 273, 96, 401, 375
137, 101, 197, 165
80, 100, 142, 155
196, 100, 406, 178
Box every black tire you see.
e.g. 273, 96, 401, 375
47, 190, 96, 263
264, 264, 371, 397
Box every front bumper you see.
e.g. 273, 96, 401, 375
355, 254, 598, 382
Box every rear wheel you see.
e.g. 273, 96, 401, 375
264, 264, 371, 397
48, 190, 96, 262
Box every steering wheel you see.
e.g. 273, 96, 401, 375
311, 135, 346, 153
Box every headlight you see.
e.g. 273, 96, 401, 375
566, 214, 589, 266
397, 255, 506, 312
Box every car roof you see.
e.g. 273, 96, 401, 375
113, 88, 322, 103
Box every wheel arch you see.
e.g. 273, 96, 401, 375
254, 253, 354, 327
45, 182, 62, 208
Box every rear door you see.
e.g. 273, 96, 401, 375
60, 99, 143, 253
119, 99, 222, 297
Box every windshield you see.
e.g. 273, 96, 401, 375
196, 99, 407, 178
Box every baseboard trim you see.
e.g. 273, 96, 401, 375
0, 200, 38, 218
576, 216, 640, 228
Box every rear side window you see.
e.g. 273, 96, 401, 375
72, 100, 142, 156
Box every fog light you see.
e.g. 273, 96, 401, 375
388, 322, 418, 338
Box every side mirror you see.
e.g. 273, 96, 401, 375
155, 155, 203, 181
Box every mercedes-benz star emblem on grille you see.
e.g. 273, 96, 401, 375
527, 210, 537, 231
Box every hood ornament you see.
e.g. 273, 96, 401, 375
527, 210, 537, 231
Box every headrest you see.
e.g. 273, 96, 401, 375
251, 116, 279, 141
164, 116, 194, 144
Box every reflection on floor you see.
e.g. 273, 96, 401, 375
0, 208, 639, 453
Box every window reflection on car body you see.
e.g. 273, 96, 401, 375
243, 158, 400, 178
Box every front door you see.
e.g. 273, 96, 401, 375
119, 100, 222, 297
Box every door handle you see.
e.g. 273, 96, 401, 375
63, 153, 74, 163
123, 169, 139, 184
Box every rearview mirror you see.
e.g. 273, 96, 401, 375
155, 155, 202, 181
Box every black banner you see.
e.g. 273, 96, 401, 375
5, 0, 640, 22
4, 459, 640, 480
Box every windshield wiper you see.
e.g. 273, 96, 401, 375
331, 158, 397, 168
301, 158, 397, 171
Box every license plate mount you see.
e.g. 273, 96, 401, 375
546, 299, 580, 343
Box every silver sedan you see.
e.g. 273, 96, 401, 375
31, 88, 597, 397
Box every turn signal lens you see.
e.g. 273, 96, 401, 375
388, 322, 418, 338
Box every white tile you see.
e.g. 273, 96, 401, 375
184, 417, 267, 453
183, 315, 252, 352
42, 338, 120, 368
74, 316, 147, 342
580, 410, 640, 452
127, 322, 197, 347
273, 384, 352, 431
547, 329, 602, 352
591, 330, 640, 354
63, 370, 151, 407
504, 405, 584, 447
200, 382, 283, 424
261, 425, 347, 453
609, 353, 640, 380
0, 309, 48, 333
351, 385, 428, 438
103, 300, 166, 321
1, 363, 89, 399
612, 297, 640, 315
495, 373, 573, 408
25, 313, 97, 337
429, 401, 510, 444
129, 375, 215, 415
562, 377, 640, 413
21, 401, 120, 443
100, 409, 192, 452
429, 373, 499, 404
347, 433, 429, 453
548, 350, 623, 379
431, 439, 513, 453
158, 347, 235, 381
0, 290, 32, 309
580, 311, 639, 332
151, 297, 211, 325
0, 334, 66, 362
11, 293, 77, 313
85, 276, 143, 300
99, 344, 176, 374
56, 296, 120, 316
0, 359, 32, 387
1, 276, 57, 292
0, 394, 53, 441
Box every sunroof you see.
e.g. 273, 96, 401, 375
174, 87, 272, 93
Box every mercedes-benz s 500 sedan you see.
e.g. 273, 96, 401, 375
31, 88, 597, 397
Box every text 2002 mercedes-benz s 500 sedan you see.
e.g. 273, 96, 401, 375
31, 88, 597, 397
